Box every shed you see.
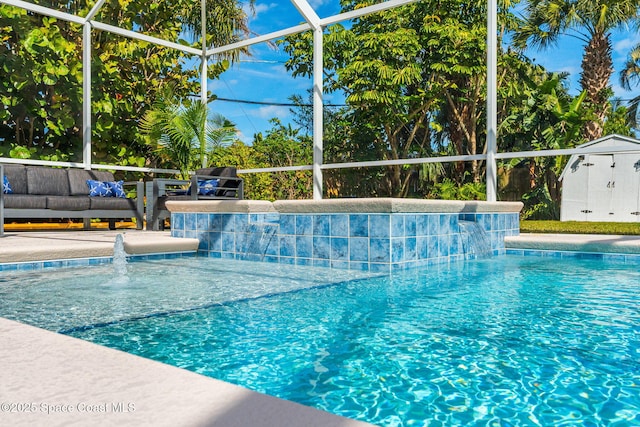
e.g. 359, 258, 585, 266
560, 134, 640, 222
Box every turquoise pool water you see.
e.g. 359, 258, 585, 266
1, 256, 639, 426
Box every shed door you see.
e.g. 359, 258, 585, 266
585, 155, 615, 221
611, 154, 640, 222
561, 156, 591, 221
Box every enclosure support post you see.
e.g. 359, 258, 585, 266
200, 0, 208, 168
82, 22, 92, 170
486, 0, 498, 201
312, 26, 324, 200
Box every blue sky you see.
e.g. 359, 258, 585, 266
207, 1, 640, 143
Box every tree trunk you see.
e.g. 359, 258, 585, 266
579, 32, 613, 141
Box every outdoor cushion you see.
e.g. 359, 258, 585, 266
195, 167, 239, 197
46, 196, 91, 211
87, 179, 127, 198
89, 197, 137, 210
187, 179, 219, 196
108, 180, 127, 198
3, 165, 27, 194
87, 180, 113, 197
198, 179, 219, 195
3, 175, 11, 194
2, 194, 47, 209
68, 169, 115, 196
27, 167, 70, 196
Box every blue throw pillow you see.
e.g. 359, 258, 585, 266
3, 175, 12, 194
198, 179, 219, 196
87, 179, 113, 197
108, 180, 127, 198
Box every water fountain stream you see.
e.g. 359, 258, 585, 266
113, 233, 128, 275
458, 220, 492, 258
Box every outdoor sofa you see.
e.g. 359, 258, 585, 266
0, 164, 144, 234
145, 166, 244, 231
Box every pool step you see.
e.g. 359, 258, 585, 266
0, 231, 199, 264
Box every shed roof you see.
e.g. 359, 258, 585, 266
573, 134, 640, 149
559, 134, 640, 181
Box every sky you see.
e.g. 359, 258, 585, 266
206, 1, 640, 143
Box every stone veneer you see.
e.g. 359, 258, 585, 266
167, 198, 523, 272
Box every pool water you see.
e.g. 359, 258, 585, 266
1, 256, 639, 426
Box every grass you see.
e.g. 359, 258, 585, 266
521, 220, 640, 235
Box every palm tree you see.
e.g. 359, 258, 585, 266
141, 85, 238, 177
513, 0, 640, 140
181, 0, 255, 61
620, 44, 640, 128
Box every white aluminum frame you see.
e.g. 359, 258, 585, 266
0, 0, 505, 201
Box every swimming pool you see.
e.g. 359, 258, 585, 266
1, 256, 638, 426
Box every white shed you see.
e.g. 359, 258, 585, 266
560, 134, 640, 222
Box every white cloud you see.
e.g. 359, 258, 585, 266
248, 2, 278, 19
254, 105, 290, 119
613, 34, 640, 55
308, 0, 330, 8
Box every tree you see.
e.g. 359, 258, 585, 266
0, 0, 251, 172
602, 99, 633, 135
181, 0, 254, 59
140, 85, 238, 178
207, 118, 313, 201
283, 0, 531, 196
252, 119, 313, 200
513, 0, 640, 141
283, 2, 459, 197
499, 64, 588, 218
619, 44, 640, 129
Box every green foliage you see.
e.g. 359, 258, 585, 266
209, 140, 272, 200
282, 0, 529, 196
602, 100, 634, 136
282, 2, 444, 196
521, 183, 560, 220
140, 85, 238, 178
512, 0, 640, 139
0, 7, 83, 158
0, 1, 248, 174
209, 119, 312, 201
498, 64, 590, 217
429, 179, 486, 200
252, 119, 313, 200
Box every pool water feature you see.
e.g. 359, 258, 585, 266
1, 256, 638, 426
458, 220, 492, 258
168, 198, 523, 271
112, 233, 128, 275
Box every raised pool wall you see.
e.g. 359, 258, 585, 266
167, 198, 523, 272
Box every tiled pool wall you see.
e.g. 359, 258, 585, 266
170, 211, 521, 272
0, 252, 197, 272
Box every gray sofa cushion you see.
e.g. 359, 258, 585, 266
3, 165, 28, 194
68, 169, 115, 196
3, 194, 47, 209
89, 197, 137, 210
27, 167, 70, 196
46, 196, 91, 211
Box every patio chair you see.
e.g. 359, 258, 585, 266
146, 167, 243, 231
